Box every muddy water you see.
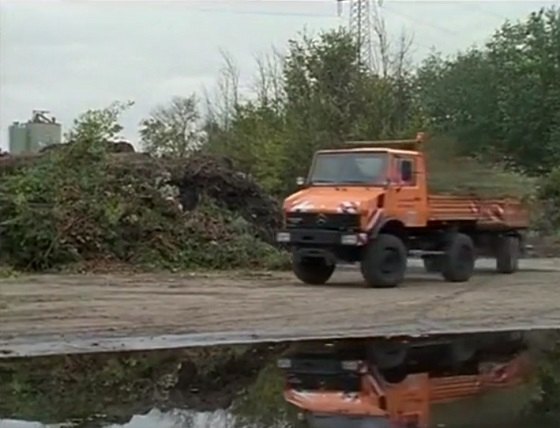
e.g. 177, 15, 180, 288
0, 378, 555, 428
1, 333, 559, 428
0, 399, 556, 428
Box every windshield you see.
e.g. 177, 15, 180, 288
309, 152, 387, 185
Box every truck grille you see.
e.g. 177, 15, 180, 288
286, 213, 360, 230
287, 373, 361, 392
282, 353, 363, 391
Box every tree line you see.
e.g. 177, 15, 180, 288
139, 6, 560, 199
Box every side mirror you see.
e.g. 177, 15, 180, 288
296, 176, 305, 187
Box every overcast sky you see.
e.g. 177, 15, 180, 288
0, 0, 556, 148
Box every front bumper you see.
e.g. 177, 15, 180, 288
276, 229, 367, 246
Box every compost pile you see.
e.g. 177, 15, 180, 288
427, 156, 535, 198
424, 136, 535, 199
0, 142, 284, 271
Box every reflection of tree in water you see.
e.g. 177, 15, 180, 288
0, 349, 303, 428
230, 364, 304, 428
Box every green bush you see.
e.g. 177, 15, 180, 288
535, 167, 560, 233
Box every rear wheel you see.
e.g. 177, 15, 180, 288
496, 235, 520, 274
447, 338, 477, 365
361, 234, 407, 288
441, 233, 475, 282
292, 258, 335, 285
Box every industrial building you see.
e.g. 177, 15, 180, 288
8, 110, 62, 154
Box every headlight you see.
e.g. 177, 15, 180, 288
276, 232, 291, 243
341, 234, 358, 245
341, 360, 360, 371
277, 358, 292, 369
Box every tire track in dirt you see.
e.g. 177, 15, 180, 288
1, 258, 560, 357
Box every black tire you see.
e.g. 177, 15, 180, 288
367, 343, 408, 370
292, 258, 335, 285
423, 255, 443, 273
441, 233, 475, 282
361, 234, 407, 288
448, 339, 477, 365
496, 235, 520, 274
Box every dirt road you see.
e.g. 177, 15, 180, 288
1, 258, 560, 358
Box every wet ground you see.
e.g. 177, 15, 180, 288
2, 258, 560, 358
2, 260, 560, 427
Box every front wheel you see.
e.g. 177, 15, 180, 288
361, 234, 407, 288
441, 233, 475, 282
292, 258, 335, 285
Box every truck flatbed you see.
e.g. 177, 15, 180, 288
1, 258, 559, 358
427, 195, 528, 228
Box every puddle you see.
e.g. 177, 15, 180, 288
1, 330, 558, 428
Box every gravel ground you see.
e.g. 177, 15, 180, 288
1, 258, 559, 358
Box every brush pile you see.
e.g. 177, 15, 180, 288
0, 141, 285, 271
424, 136, 535, 199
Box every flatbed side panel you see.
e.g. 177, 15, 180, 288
428, 195, 480, 221
428, 195, 529, 229
476, 198, 530, 229
429, 375, 481, 403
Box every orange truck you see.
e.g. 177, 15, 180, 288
277, 335, 531, 428
276, 132, 530, 287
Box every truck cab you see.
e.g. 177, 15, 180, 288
277, 132, 528, 288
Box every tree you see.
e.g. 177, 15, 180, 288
416, 6, 560, 173
202, 27, 418, 196
279, 28, 418, 192
140, 95, 206, 158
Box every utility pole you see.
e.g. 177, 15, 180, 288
337, 0, 374, 70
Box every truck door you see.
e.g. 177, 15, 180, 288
391, 155, 427, 227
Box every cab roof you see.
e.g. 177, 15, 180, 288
316, 147, 421, 156
316, 133, 428, 156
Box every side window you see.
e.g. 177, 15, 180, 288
398, 158, 416, 186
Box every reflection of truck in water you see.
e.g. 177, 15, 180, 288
276, 133, 529, 287
277, 334, 531, 428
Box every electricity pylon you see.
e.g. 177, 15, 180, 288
338, 0, 374, 69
